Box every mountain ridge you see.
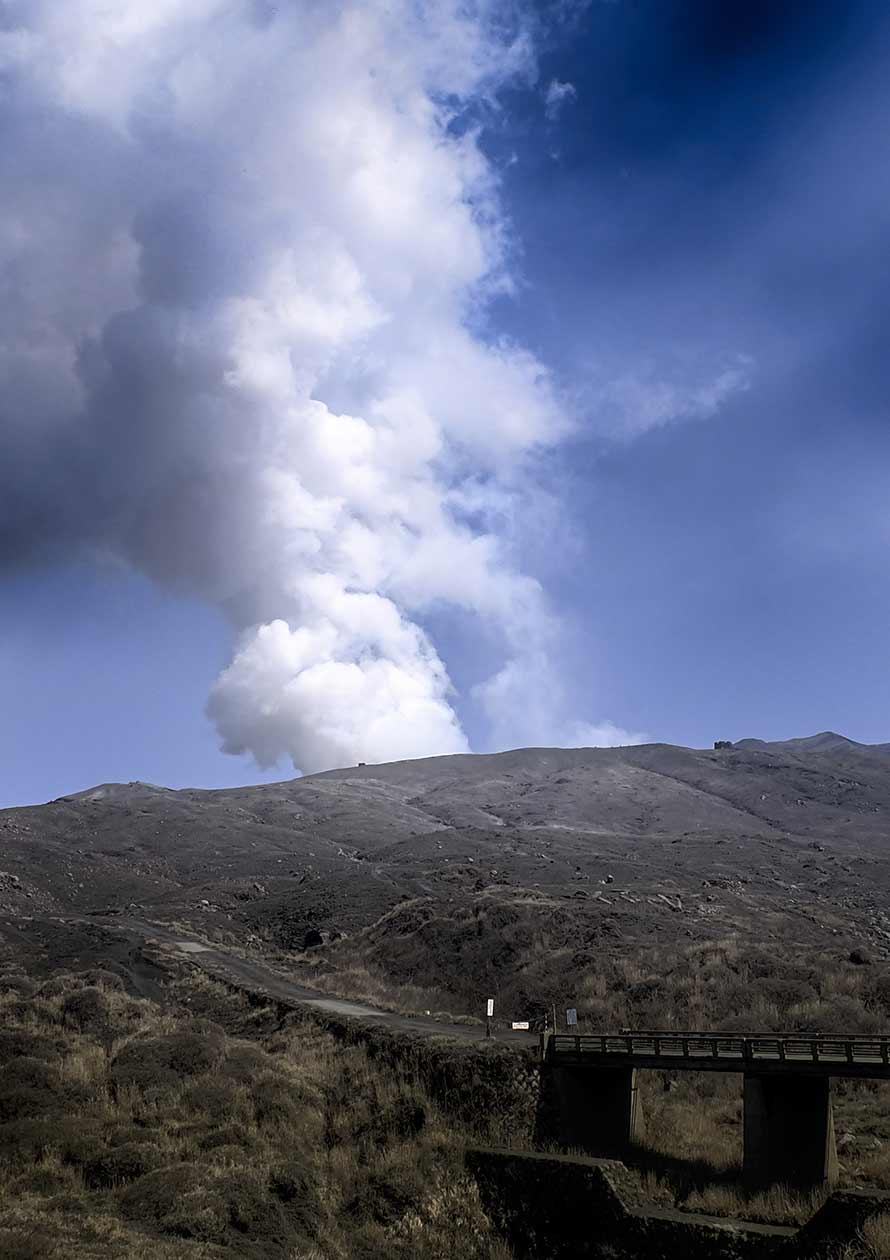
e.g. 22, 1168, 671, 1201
38, 730, 890, 808
2, 732, 889, 1013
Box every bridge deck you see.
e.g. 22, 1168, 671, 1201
548, 1032, 890, 1079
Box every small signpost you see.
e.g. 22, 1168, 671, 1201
566, 1007, 578, 1028
511, 1021, 530, 1031
486, 997, 494, 1039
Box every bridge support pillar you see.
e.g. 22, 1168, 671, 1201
743, 1073, 838, 1189
550, 1065, 645, 1158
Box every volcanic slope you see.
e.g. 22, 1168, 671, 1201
2, 733, 890, 1012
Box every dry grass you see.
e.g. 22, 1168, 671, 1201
183, 921, 890, 1230
5, 927, 890, 1252
681, 1182, 825, 1227
270, 911, 890, 1049
860, 1212, 890, 1258
0, 969, 513, 1260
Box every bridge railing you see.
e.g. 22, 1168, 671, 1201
549, 1033, 890, 1066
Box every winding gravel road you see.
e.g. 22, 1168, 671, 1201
104, 916, 539, 1047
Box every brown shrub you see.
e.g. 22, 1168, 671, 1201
381, 1098, 427, 1140
188, 1169, 289, 1244
1, 998, 58, 1025
35, 976, 80, 1000
53, 1123, 108, 1170
0, 1117, 104, 1167
0, 1061, 95, 1124
204, 1142, 254, 1166
862, 1211, 890, 1258
111, 1030, 225, 1092
197, 1123, 259, 1153
120, 1163, 292, 1248
250, 1074, 302, 1127
0, 1119, 57, 1164
0, 974, 37, 997
0, 1029, 65, 1064
104, 1126, 161, 1149
61, 987, 111, 1035
77, 968, 126, 992
0, 1087, 59, 1124
181, 1077, 244, 1119
0, 1057, 60, 1093
346, 1160, 429, 1226
269, 1159, 322, 1239
9, 1166, 72, 1197
221, 1042, 270, 1082
0, 1230, 56, 1260
119, 1163, 205, 1223
83, 1141, 166, 1188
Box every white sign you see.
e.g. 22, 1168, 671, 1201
486, 998, 495, 1017
566, 1007, 578, 1026
511, 1021, 530, 1031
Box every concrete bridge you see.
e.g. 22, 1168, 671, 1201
544, 1030, 890, 1188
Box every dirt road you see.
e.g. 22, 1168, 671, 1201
105, 916, 540, 1048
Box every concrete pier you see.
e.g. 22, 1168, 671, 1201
551, 1064, 645, 1158
743, 1073, 838, 1188
544, 1030, 882, 1188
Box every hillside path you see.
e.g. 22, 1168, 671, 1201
103, 916, 539, 1047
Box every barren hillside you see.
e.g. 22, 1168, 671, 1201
2, 733, 889, 1019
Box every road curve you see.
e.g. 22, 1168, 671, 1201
100, 916, 539, 1048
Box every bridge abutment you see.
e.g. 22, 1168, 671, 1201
743, 1073, 838, 1189
551, 1064, 645, 1158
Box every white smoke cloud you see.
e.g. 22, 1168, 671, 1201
473, 650, 646, 752
0, 0, 632, 772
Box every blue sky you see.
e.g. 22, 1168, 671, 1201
2, 1, 889, 806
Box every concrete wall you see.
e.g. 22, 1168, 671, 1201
466, 1148, 890, 1260
743, 1074, 838, 1189
466, 1148, 793, 1260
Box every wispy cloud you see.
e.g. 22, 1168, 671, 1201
545, 77, 577, 119
596, 357, 753, 438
